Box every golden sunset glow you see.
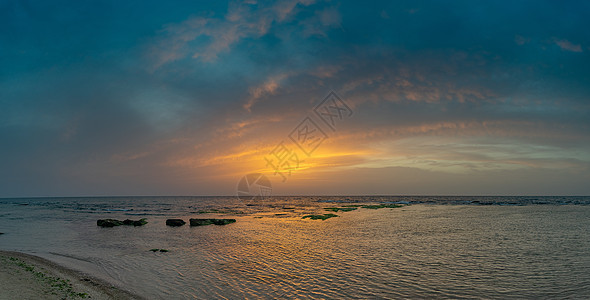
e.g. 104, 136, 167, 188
1, 0, 589, 197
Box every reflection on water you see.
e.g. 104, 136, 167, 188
1, 197, 590, 299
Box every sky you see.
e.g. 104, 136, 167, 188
1, 0, 589, 197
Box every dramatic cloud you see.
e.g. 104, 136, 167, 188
1, 0, 589, 197
148, 0, 334, 68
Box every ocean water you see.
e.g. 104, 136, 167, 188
1, 196, 590, 299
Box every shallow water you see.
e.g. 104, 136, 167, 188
1, 197, 590, 299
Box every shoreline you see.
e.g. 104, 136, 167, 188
0, 250, 144, 300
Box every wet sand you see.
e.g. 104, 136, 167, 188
0, 250, 143, 300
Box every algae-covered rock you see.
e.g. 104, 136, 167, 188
134, 218, 148, 226
211, 219, 236, 225
123, 218, 147, 226
97, 219, 124, 227
189, 219, 214, 226
324, 207, 358, 212
189, 218, 236, 226
166, 219, 186, 227
302, 214, 338, 220
98, 218, 147, 227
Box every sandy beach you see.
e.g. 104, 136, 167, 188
0, 251, 142, 300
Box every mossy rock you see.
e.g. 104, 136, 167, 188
212, 219, 236, 225
189, 218, 236, 226
149, 248, 169, 253
302, 214, 338, 220
98, 218, 147, 227
189, 219, 213, 226
122, 218, 148, 226
166, 219, 186, 227
97, 219, 124, 227
324, 207, 358, 212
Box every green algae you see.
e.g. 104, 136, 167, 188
302, 214, 339, 220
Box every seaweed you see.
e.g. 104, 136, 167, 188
324, 207, 358, 212
149, 248, 169, 253
4, 257, 88, 298
302, 214, 339, 220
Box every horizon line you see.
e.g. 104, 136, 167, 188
1, 194, 589, 200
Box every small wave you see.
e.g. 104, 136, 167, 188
48, 252, 95, 264
62, 209, 108, 214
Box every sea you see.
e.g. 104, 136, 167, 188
1, 196, 589, 299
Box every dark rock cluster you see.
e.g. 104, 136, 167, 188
189, 218, 236, 226
96, 218, 237, 228
165, 219, 186, 227
96, 218, 148, 227
165, 218, 236, 226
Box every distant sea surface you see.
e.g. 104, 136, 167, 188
1, 196, 590, 299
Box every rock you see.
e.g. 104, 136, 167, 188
189, 218, 236, 226
122, 218, 148, 226
97, 218, 147, 227
302, 214, 338, 220
212, 219, 236, 225
97, 219, 124, 227
133, 218, 148, 226
166, 219, 186, 227
324, 207, 357, 212
189, 219, 213, 226
149, 248, 168, 253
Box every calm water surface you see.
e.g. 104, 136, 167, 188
0, 196, 589, 299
